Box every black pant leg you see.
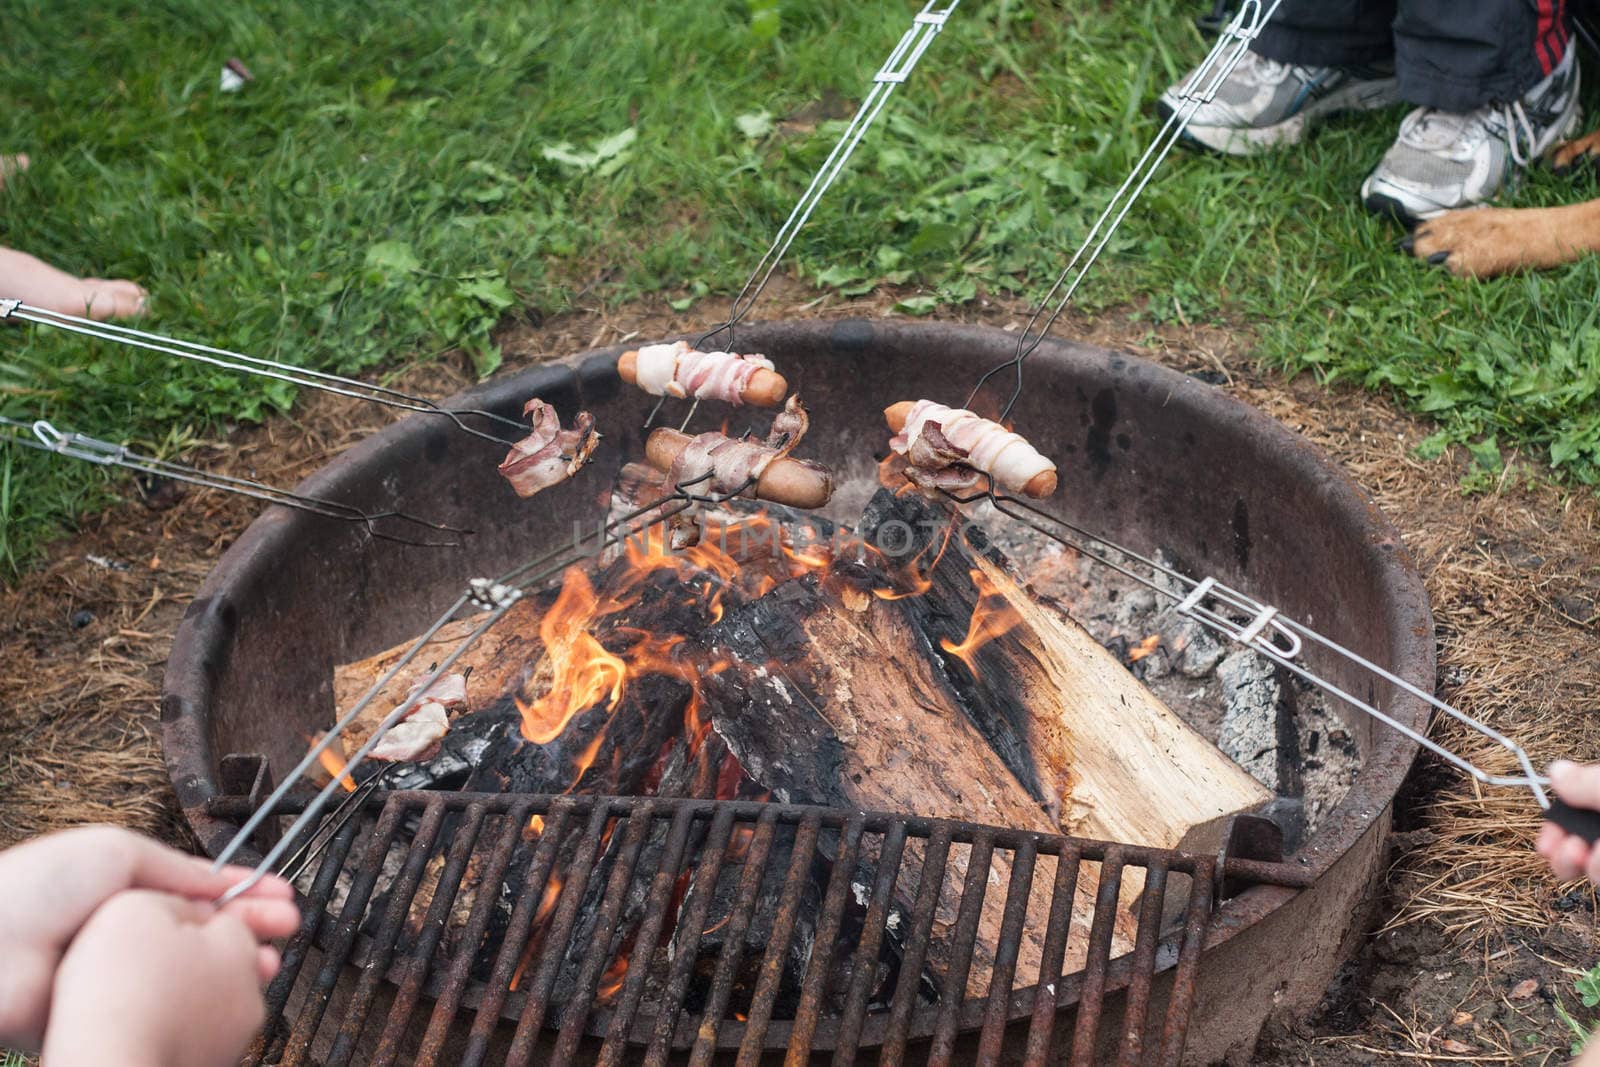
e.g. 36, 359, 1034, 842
1252, 0, 1398, 67
1393, 0, 1572, 110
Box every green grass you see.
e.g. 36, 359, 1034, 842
1557, 959, 1600, 1055
3, 0, 1600, 572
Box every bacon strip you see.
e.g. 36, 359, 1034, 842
891, 400, 1055, 496
766, 394, 809, 457
633, 341, 775, 404
497, 399, 599, 498
667, 433, 777, 497
662, 429, 786, 548
369, 672, 470, 763
370, 702, 450, 762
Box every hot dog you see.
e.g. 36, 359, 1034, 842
645, 428, 834, 510
884, 400, 1057, 498
619, 342, 788, 407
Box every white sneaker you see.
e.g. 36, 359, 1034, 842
1361, 48, 1582, 222
1158, 49, 1400, 157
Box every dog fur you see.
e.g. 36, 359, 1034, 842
1403, 130, 1600, 277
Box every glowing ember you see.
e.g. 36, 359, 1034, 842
596, 953, 629, 1003
715, 750, 747, 800
1127, 634, 1161, 662
939, 567, 1024, 676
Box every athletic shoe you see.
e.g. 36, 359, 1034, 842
1360, 47, 1582, 222
1157, 49, 1400, 157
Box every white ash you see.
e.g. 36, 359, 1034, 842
1216, 649, 1281, 786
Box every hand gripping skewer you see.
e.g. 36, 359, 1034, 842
0, 300, 526, 446
0, 416, 470, 548
965, 0, 1286, 422
937, 482, 1600, 835
211, 469, 756, 903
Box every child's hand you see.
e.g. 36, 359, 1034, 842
0, 825, 297, 1051
42, 890, 286, 1067
1537, 760, 1600, 884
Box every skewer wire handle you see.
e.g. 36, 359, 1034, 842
1, 300, 525, 447
0, 415, 469, 548
941, 483, 1553, 810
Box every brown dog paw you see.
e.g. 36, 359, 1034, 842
1549, 129, 1600, 171
1404, 208, 1528, 278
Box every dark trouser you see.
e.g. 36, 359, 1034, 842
1252, 0, 1571, 111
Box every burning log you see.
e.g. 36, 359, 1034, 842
333, 592, 554, 756
856, 490, 1270, 846
697, 489, 1269, 994
326, 485, 1266, 1010
699, 568, 1085, 995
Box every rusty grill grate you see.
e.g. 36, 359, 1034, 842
237, 791, 1311, 1066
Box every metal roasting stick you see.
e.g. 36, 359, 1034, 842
0, 416, 471, 548
965, 0, 1286, 422
0, 300, 526, 446
696, 0, 958, 353
272, 768, 393, 885
937, 482, 1554, 810
640, 0, 958, 434
212, 471, 753, 902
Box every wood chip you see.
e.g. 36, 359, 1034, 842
1439, 1039, 1473, 1054
1509, 978, 1539, 1000
1451, 1011, 1473, 1026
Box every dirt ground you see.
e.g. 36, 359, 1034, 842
2, 283, 1598, 1063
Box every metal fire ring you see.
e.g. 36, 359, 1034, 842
162, 319, 1434, 1061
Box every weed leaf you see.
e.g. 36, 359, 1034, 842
364, 241, 421, 276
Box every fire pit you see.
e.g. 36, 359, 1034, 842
163, 319, 1432, 1064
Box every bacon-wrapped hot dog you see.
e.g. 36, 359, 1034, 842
619, 341, 788, 407
884, 400, 1057, 498
644, 397, 831, 547
497, 399, 599, 498
644, 429, 834, 511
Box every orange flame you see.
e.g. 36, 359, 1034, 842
570, 728, 608, 781
516, 568, 628, 744
1127, 634, 1161, 662
939, 567, 1023, 676
311, 733, 357, 793
874, 516, 956, 600
781, 540, 832, 575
